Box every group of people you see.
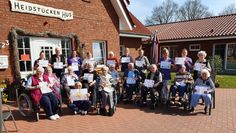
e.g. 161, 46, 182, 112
119, 48, 215, 114
25, 46, 216, 120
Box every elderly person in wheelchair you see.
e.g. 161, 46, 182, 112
26, 67, 61, 120
140, 64, 162, 109
190, 69, 215, 113
97, 66, 115, 116
80, 63, 98, 107
123, 63, 141, 104
61, 66, 79, 102
170, 65, 193, 106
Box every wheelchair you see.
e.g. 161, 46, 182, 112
167, 82, 193, 111
96, 85, 117, 116
140, 82, 163, 109
16, 79, 62, 121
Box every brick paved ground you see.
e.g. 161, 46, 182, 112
2, 89, 236, 133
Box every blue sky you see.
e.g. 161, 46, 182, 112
128, 0, 236, 24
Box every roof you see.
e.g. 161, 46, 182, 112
147, 14, 236, 41
120, 12, 152, 38
110, 0, 134, 30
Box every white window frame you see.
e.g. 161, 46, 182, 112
189, 44, 201, 51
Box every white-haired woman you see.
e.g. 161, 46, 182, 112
193, 51, 211, 81
190, 69, 215, 113
97, 66, 115, 116
107, 51, 119, 70
26, 67, 61, 120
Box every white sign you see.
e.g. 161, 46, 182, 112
107, 60, 116, 66
53, 62, 63, 69
70, 88, 88, 101
135, 60, 144, 67
160, 61, 171, 69
126, 77, 136, 84
0, 55, 8, 69
38, 60, 48, 67
195, 86, 209, 94
66, 76, 75, 86
103, 87, 114, 93
175, 57, 185, 65
121, 57, 130, 63
194, 63, 205, 71
144, 79, 154, 88
84, 73, 94, 83
39, 82, 52, 94
175, 81, 186, 87
10, 0, 73, 20
71, 62, 79, 71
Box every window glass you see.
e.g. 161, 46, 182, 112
226, 44, 236, 69
93, 41, 106, 64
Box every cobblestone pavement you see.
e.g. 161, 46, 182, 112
2, 89, 236, 133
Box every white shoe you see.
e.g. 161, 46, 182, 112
49, 115, 57, 120
84, 111, 87, 115
54, 114, 60, 119
74, 111, 77, 115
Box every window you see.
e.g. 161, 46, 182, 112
159, 46, 178, 59
189, 44, 201, 51
120, 45, 125, 56
61, 38, 72, 58
92, 41, 106, 64
226, 44, 236, 70
17, 37, 32, 72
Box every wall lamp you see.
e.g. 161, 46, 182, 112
0, 40, 9, 49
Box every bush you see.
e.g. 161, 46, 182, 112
209, 55, 223, 85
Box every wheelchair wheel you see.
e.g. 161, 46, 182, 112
18, 93, 33, 117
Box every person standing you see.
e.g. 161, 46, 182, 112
50, 47, 66, 78
67, 50, 82, 77
134, 49, 150, 81
159, 48, 174, 104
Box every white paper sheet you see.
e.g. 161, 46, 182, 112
144, 79, 154, 88
71, 62, 79, 71
160, 61, 171, 69
175, 81, 186, 87
84, 73, 94, 82
53, 62, 63, 69
70, 88, 88, 101
126, 77, 136, 84
121, 57, 131, 63
175, 57, 185, 65
39, 82, 52, 94
135, 60, 144, 67
195, 86, 209, 94
103, 87, 114, 93
66, 76, 75, 86
107, 60, 116, 66
38, 60, 49, 67
193, 63, 203, 71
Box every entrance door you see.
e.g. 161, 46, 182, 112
20, 37, 61, 78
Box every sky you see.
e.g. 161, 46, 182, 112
128, 0, 236, 24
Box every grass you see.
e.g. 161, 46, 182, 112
169, 73, 236, 88
216, 75, 236, 88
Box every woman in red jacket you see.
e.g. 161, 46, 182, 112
26, 67, 61, 120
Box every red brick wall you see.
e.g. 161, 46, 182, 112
0, 0, 120, 81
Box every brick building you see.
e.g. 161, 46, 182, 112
147, 14, 236, 73
0, 0, 151, 81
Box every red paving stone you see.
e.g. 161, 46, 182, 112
2, 89, 236, 133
